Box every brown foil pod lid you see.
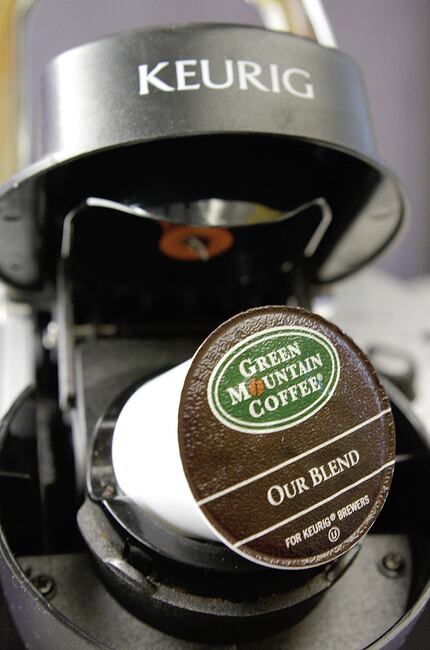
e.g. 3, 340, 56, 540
178, 306, 395, 569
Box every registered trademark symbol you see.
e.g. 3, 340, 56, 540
330, 513, 336, 522
328, 526, 340, 543
317, 373, 323, 382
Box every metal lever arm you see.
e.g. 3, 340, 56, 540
247, 0, 336, 46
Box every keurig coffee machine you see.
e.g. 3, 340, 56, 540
0, 3, 429, 648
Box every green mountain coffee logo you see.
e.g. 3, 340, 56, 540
207, 326, 340, 434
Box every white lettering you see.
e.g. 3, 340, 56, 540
337, 494, 370, 521
138, 60, 315, 99
308, 450, 360, 487
282, 68, 315, 99
226, 382, 251, 406
264, 395, 279, 412
309, 466, 323, 486
285, 532, 302, 548
267, 485, 284, 506
255, 355, 271, 372
270, 63, 281, 93
200, 59, 234, 89
238, 358, 256, 378
138, 62, 174, 95
176, 59, 200, 91
249, 399, 264, 418
237, 60, 270, 92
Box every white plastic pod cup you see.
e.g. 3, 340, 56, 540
112, 359, 217, 541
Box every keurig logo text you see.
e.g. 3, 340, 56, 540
207, 327, 340, 434
138, 60, 315, 98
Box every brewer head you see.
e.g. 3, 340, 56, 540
0, 23, 406, 293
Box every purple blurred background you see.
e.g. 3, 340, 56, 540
22, 0, 430, 278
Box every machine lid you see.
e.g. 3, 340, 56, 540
0, 24, 407, 288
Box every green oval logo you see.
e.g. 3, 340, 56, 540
207, 326, 340, 434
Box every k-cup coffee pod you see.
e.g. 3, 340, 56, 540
178, 306, 395, 569
112, 306, 395, 569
